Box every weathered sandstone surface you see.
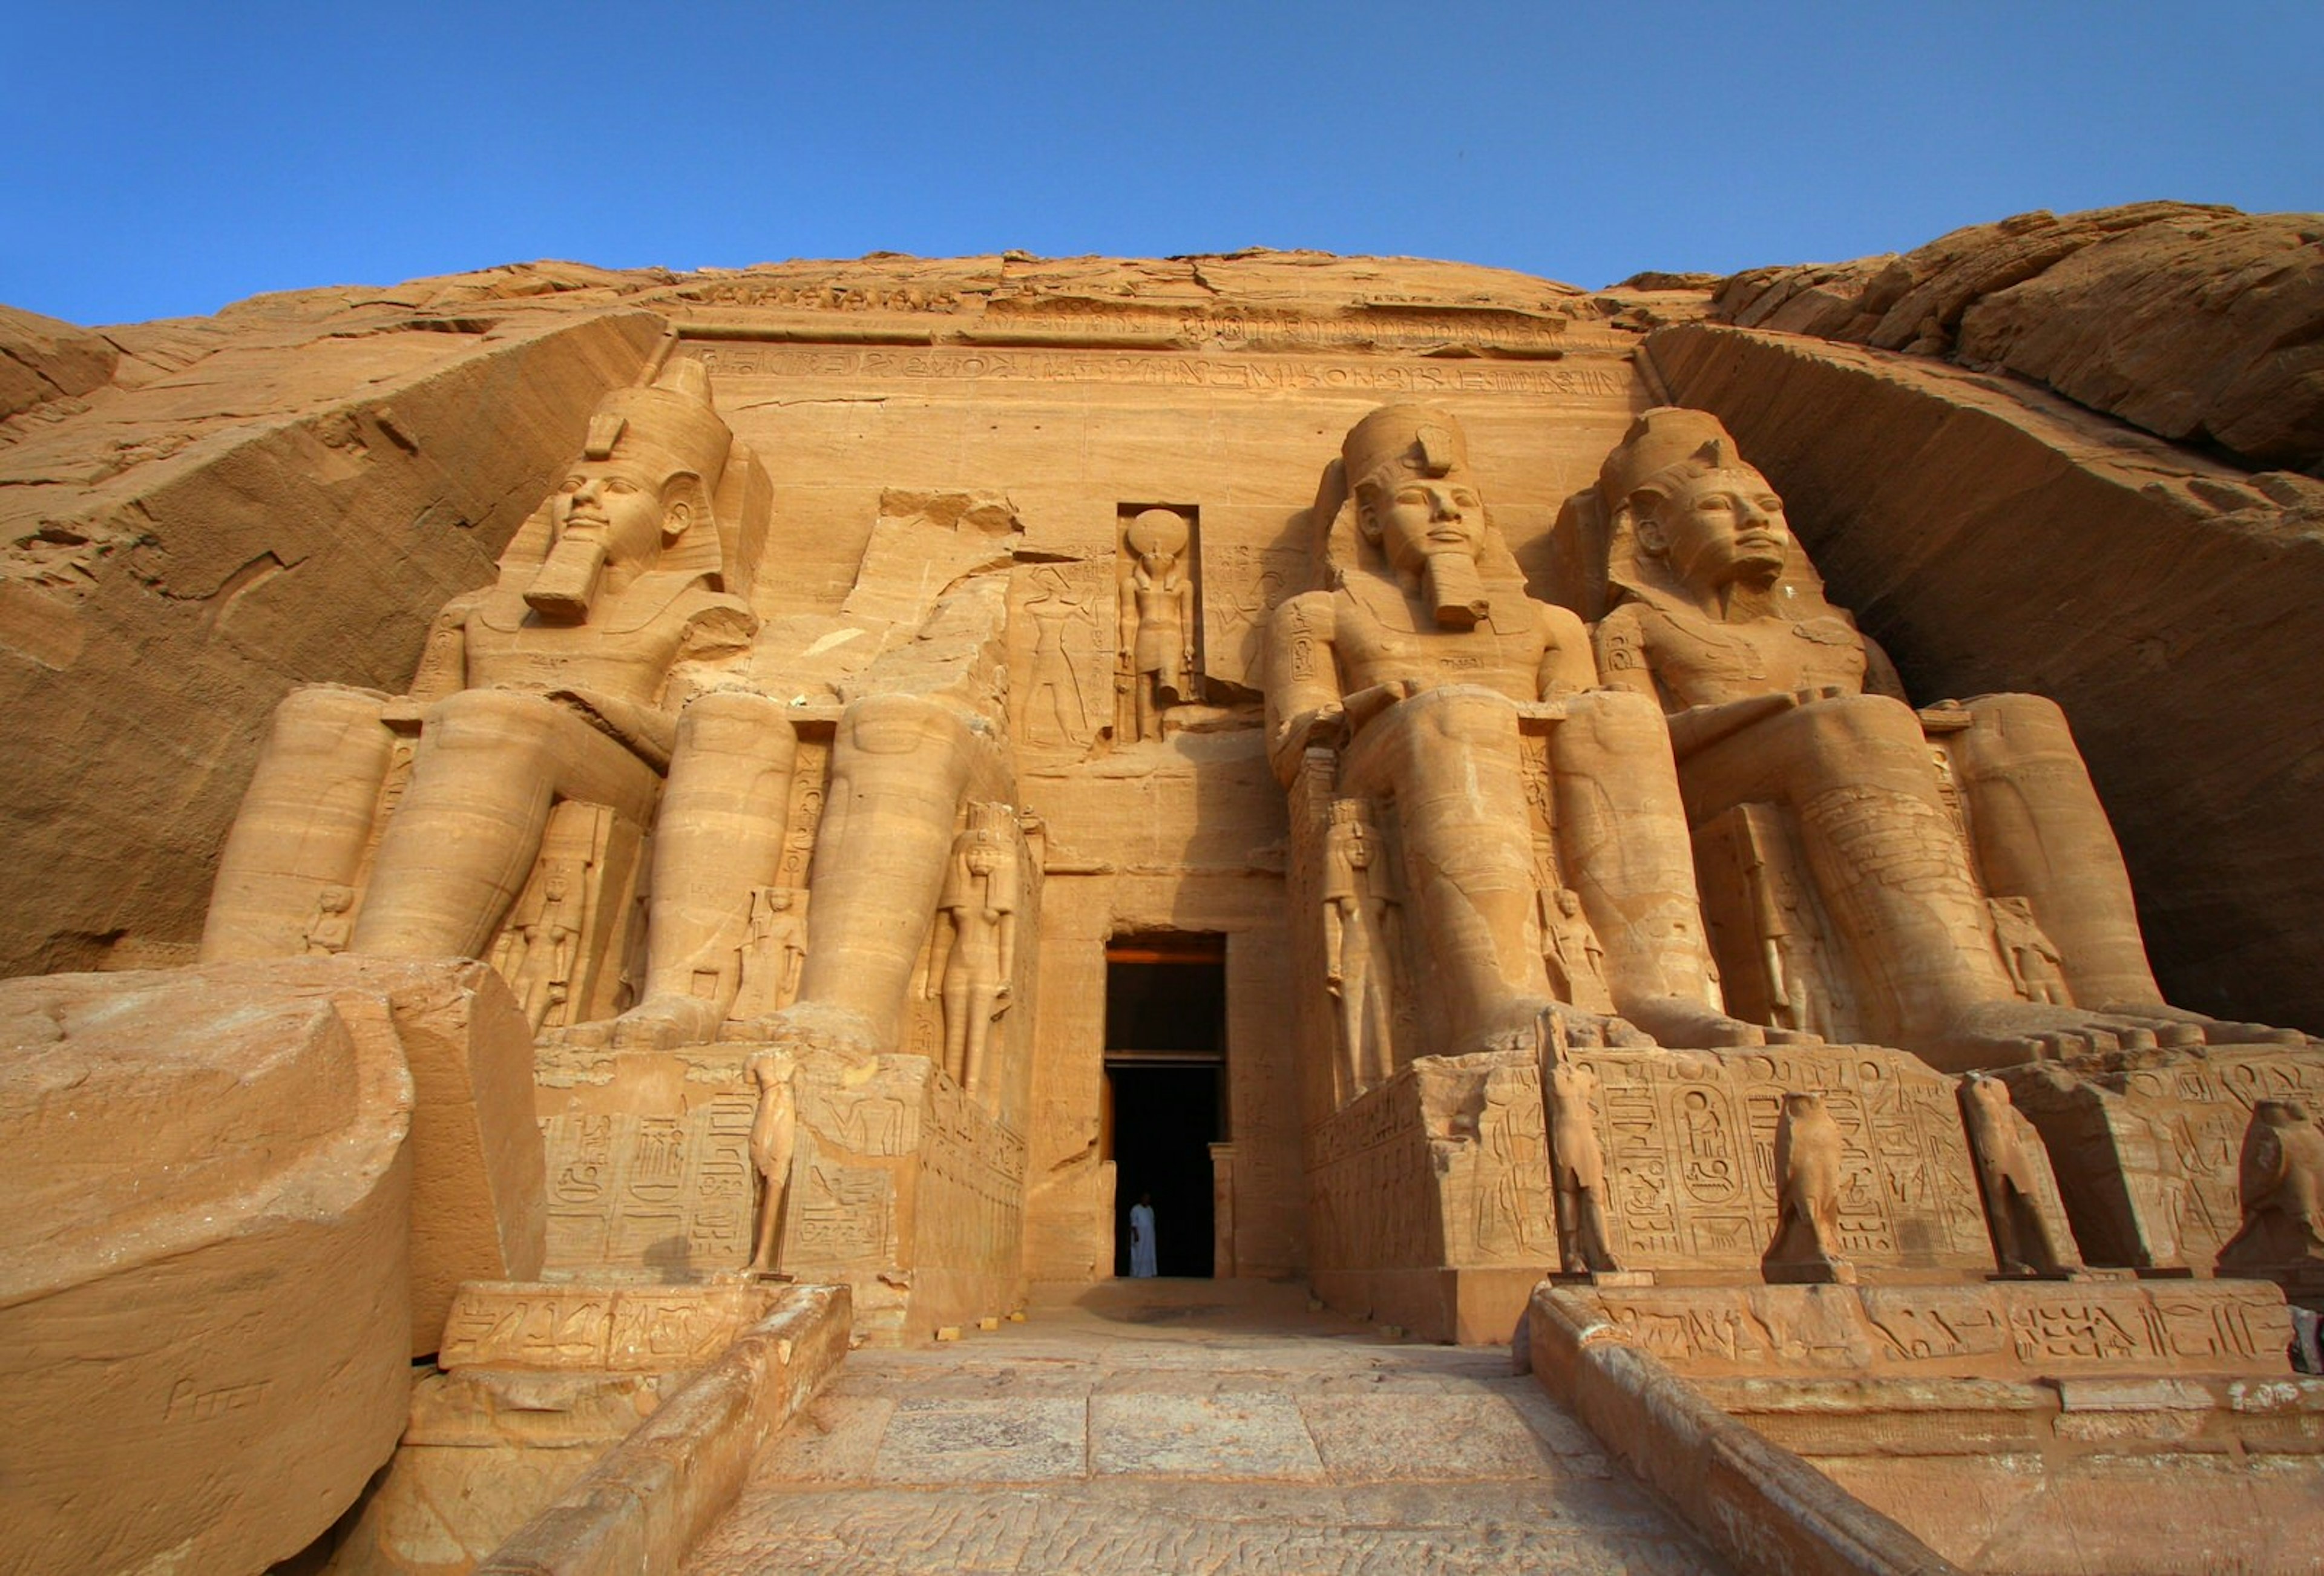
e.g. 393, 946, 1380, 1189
1715, 201, 2324, 474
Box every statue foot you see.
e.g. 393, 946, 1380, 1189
1534, 1002, 1655, 1052
606, 994, 730, 1050
1918, 999, 2202, 1072
2097, 1002, 2313, 1049
1619, 996, 1802, 1050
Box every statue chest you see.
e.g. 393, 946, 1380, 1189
1334, 588, 1541, 700
464, 605, 692, 703
1649, 612, 1866, 706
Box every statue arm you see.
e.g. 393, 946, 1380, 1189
1861, 631, 1909, 701
1536, 603, 1599, 700
1263, 593, 1345, 784
407, 591, 487, 703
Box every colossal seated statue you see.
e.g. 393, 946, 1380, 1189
1587, 406, 2298, 1066
201, 356, 760, 967
1265, 404, 1781, 1071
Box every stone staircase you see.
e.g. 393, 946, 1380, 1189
681, 1281, 1730, 1575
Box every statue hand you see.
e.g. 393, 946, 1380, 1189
1340, 681, 1408, 732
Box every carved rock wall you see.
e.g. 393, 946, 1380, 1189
1715, 201, 2324, 474
1644, 321, 2324, 1033
0, 300, 666, 979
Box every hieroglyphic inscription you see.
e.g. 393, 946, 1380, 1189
2006, 1048, 2324, 1270
1306, 1068, 1437, 1272
1426, 1056, 1552, 1266
540, 1092, 757, 1272
1010, 560, 1115, 752
436, 1282, 780, 1371
1566, 1279, 2286, 1379
1200, 541, 1308, 692
684, 342, 1634, 398
914, 1065, 1028, 1280
1582, 1046, 1989, 1273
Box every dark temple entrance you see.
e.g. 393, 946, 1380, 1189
1103, 933, 1226, 1278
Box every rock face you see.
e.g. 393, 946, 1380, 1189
1716, 201, 2324, 474
0, 967, 415, 1574
8, 220, 2324, 1574
1642, 321, 2324, 1031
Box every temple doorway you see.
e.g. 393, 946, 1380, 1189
1103, 933, 1226, 1278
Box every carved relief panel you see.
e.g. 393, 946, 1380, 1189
1577, 1046, 1991, 1275
1008, 560, 1115, 755
1114, 503, 1201, 742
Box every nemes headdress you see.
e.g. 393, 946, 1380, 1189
580, 355, 734, 499
497, 352, 769, 600
1341, 404, 1471, 497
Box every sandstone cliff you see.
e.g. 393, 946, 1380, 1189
4, 211, 2321, 1031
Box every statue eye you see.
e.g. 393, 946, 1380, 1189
604, 479, 637, 495
1452, 490, 1479, 508
559, 476, 585, 493
1758, 497, 1783, 512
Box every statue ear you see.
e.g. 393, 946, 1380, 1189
660, 473, 709, 542
1627, 487, 1670, 556
1353, 480, 1386, 542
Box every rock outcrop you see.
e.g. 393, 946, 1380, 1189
1715, 202, 2324, 474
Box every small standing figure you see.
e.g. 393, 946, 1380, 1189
2218, 1100, 2324, 1275
1118, 508, 1197, 743
507, 867, 582, 1033
1128, 1192, 1159, 1278
304, 884, 355, 957
1988, 896, 2072, 1006
1024, 567, 1097, 746
1539, 887, 1612, 1014
1762, 1091, 1856, 1284
931, 812, 1019, 1097
1540, 1040, 1620, 1273
1958, 1072, 2075, 1276
732, 885, 809, 1021
745, 1051, 797, 1275
1322, 799, 1400, 1098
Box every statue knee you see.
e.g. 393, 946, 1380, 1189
1562, 688, 1669, 754
1791, 693, 1925, 775
677, 689, 795, 758
1961, 692, 2075, 757
841, 692, 974, 760
418, 688, 561, 765
269, 683, 389, 742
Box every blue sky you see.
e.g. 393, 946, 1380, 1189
6, 0, 2317, 327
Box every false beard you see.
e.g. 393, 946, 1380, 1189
526, 537, 608, 622
1422, 554, 1489, 630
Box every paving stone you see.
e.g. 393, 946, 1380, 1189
691, 1293, 1729, 1574
1090, 1391, 1324, 1479
874, 1396, 1087, 1484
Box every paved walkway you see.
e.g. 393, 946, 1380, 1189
684, 1281, 1730, 1575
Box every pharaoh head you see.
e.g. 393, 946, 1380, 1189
527, 357, 735, 620
1125, 508, 1189, 575
1600, 407, 1797, 603
1341, 404, 1490, 628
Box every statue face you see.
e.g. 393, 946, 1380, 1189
1640, 466, 1790, 590
550, 458, 676, 569
1365, 475, 1485, 574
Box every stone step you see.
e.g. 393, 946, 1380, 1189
681, 1301, 1731, 1575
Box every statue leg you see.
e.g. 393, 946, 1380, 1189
793, 694, 980, 1049
609, 692, 797, 1048
352, 691, 659, 959
1552, 689, 1775, 1048
1950, 695, 2162, 1007
1684, 696, 2020, 1045
941, 965, 971, 1082
200, 686, 395, 961
1341, 688, 1545, 1054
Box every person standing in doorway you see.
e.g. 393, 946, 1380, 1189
1128, 1192, 1159, 1278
